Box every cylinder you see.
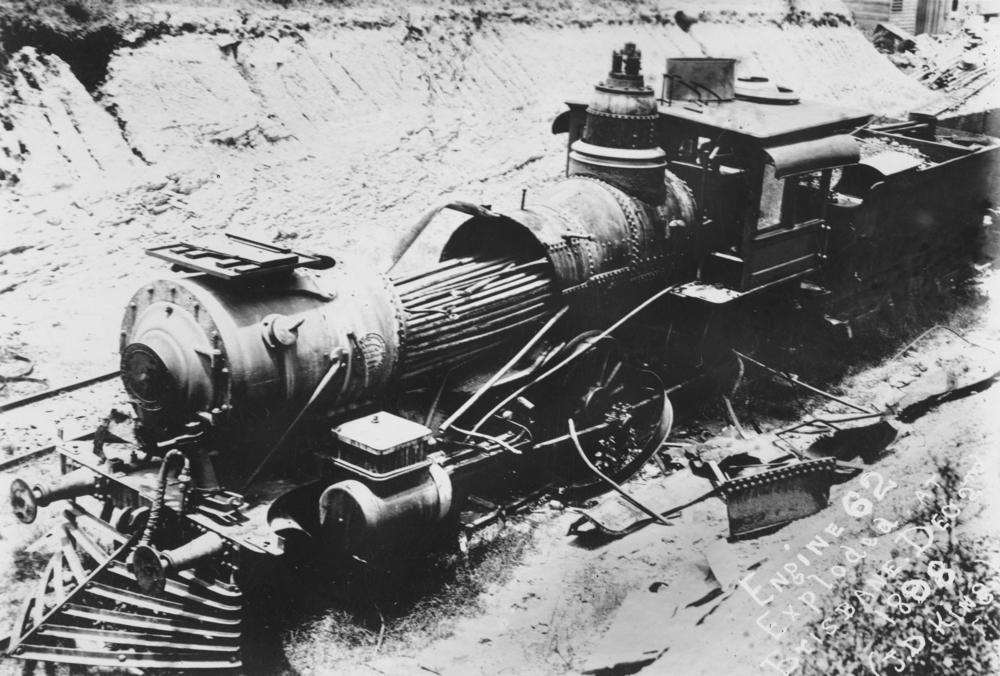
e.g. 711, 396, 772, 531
318, 463, 452, 560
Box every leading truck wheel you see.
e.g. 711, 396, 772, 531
534, 333, 673, 497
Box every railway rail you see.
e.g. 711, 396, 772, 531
0, 371, 121, 471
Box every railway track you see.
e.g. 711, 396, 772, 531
0, 370, 120, 471
0, 371, 119, 415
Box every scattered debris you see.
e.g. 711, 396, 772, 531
872, 22, 916, 54
0, 245, 32, 258
719, 457, 839, 539
734, 351, 874, 414
804, 420, 898, 463
579, 589, 672, 674
575, 325, 998, 545
567, 476, 697, 538
856, 134, 931, 167
877, 21, 999, 116
892, 323, 995, 360
570, 445, 844, 541
569, 420, 676, 529
0, 350, 39, 390
896, 368, 1000, 422
902, 28, 994, 93
702, 539, 755, 590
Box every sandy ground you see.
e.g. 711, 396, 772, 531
0, 1, 997, 674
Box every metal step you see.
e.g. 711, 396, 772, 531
36, 624, 236, 652
104, 561, 242, 611
14, 644, 240, 670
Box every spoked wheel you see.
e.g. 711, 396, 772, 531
534, 332, 673, 497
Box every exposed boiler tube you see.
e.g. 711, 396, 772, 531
393, 257, 557, 380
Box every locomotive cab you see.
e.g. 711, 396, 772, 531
669, 66, 873, 296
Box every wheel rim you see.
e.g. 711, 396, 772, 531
535, 333, 673, 495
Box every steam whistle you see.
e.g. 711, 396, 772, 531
131, 531, 227, 595
10, 468, 101, 524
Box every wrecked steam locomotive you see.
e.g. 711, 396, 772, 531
3, 44, 998, 671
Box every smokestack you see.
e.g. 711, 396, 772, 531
567, 44, 668, 204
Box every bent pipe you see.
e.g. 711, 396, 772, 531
386, 201, 503, 274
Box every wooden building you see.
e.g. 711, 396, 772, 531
916, 0, 951, 33
848, 0, 919, 33
848, 0, 991, 34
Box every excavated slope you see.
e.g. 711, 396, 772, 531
0, 0, 939, 383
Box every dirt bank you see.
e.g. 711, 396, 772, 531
0, 0, 940, 399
